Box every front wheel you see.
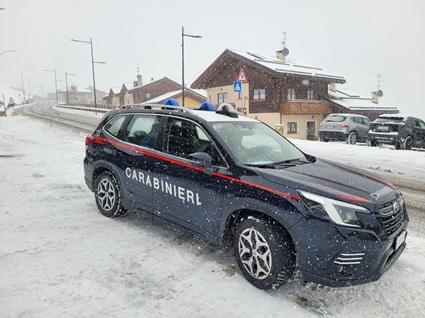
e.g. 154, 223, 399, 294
94, 171, 127, 218
233, 217, 295, 290
401, 136, 413, 150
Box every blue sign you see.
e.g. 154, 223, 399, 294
233, 81, 242, 92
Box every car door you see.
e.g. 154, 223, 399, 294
151, 117, 229, 239
113, 113, 164, 213
359, 117, 371, 140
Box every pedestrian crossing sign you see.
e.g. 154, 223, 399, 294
233, 81, 242, 92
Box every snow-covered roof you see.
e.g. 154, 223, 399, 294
143, 90, 180, 104
327, 85, 398, 112
142, 88, 207, 104
229, 49, 345, 82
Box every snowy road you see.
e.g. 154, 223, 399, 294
0, 113, 424, 317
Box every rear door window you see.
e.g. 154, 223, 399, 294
104, 115, 127, 137
124, 114, 162, 149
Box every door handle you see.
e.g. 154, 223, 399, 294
155, 162, 168, 170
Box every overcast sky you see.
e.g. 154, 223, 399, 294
1, 0, 424, 119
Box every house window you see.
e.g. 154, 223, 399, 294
307, 90, 314, 100
287, 122, 298, 134
146, 92, 151, 99
287, 88, 296, 100
217, 92, 227, 104
253, 89, 266, 100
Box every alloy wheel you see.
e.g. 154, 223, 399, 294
97, 178, 116, 211
238, 227, 272, 280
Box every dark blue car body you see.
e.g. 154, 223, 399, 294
84, 105, 409, 289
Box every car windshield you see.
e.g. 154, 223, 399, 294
212, 121, 307, 166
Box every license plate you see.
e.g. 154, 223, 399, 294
325, 125, 335, 129
395, 230, 407, 250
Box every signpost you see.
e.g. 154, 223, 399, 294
236, 69, 247, 113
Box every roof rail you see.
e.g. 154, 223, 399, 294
120, 103, 192, 113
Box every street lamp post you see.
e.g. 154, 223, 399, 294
28, 76, 35, 98
21, 70, 28, 103
181, 26, 202, 107
65, 71, 75, 105
71, 38, 105, 108
44, 69, 58, 104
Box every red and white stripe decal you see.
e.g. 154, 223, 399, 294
93, 136, 302, 201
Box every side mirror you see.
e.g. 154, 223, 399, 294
188, 152, 214, 175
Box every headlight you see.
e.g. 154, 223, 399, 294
299, 191, 370, 228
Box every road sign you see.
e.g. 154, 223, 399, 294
233, 81, 242, 92
237, 69, 247, 82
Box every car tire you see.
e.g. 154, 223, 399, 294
346, 132, 357, 145
401, 136, 413, 150
320, 137, 329, 142
233, 216, 295, 290
367, 140, 379, 147
94, 171, 127, 218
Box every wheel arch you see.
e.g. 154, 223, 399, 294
90, 162, 123, 192
221, 208, 297, 255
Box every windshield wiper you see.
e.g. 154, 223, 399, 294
245, 158, 310, 169
277, 158, 310, 165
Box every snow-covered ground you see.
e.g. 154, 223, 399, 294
1, 110, 425, 317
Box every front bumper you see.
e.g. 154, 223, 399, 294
292, 217, 408, 287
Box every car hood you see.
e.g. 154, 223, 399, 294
258, 158, 397, 209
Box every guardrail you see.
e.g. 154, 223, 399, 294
55, 104, 114, 114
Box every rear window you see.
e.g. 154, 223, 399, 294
374, 117, 405, 123
324, 115, 346, 122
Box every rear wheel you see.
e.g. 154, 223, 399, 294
346, 131, 357, 145
94, 171, 127, 218
401, 136, 413, 150
233, 217, 295, 290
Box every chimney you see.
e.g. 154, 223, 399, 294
276, 50, 286, 63
137, 74, 142, 86
372, 91, 379, 104
329, 83, 336, 92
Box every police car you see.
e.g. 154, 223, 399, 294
83, 103, 409, 290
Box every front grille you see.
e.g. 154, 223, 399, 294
378, 195, 405, 235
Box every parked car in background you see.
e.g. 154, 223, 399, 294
319, 113, 371, 144
367, 115, 425, 150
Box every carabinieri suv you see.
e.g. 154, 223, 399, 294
84, 103, 409, 290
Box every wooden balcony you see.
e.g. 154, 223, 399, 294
280, 100, 331, 115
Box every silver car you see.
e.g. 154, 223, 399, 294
319, 113, 371, 144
